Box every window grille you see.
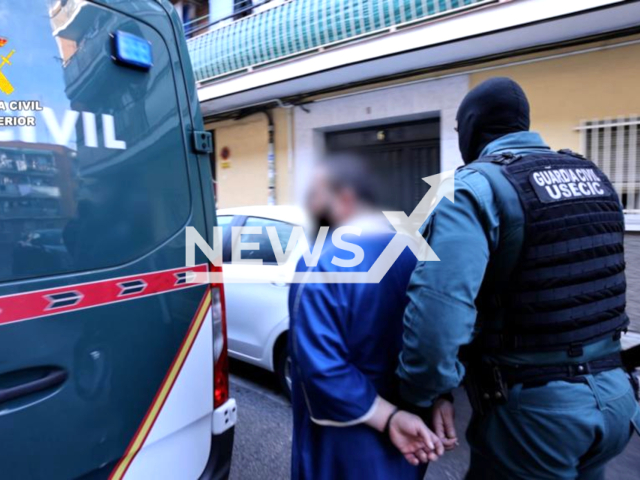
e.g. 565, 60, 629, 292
579, 116, 640, 213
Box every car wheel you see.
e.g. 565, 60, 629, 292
275, 345, 292, 400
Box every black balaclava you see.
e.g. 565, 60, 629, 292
456, 77, 531, 164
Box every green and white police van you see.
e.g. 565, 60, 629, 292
0, 1, 235, 478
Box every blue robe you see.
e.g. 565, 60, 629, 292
288, 231, 424, 480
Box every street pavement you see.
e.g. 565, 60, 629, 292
228, 360, 640, 480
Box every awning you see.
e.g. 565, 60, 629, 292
187, 0, 491, 83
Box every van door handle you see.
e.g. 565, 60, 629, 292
0, 369, 67, 404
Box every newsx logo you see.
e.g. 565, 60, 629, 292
0, 106, 127, 150
185, 171, 457, 284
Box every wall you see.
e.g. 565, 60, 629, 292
206, 108, 291, 208
208, 0, 233, 24
470, 42, 640, 153
205, 41, 640, 209
292, 75, 469, 203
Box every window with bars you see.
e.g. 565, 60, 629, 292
579, 116, 640, 213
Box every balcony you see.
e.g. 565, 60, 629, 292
189, 0, 640, 115
187, 0, 492, 84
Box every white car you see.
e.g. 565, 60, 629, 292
217, 205, 308, 397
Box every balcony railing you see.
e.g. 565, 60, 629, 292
187, 0, 494, 84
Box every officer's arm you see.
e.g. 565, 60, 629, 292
397, 172, 497, 407
292, 280, 380, 426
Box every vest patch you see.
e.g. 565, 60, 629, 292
469, 152, 627, 354
529, 167, 611, 203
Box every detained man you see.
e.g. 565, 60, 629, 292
288, 157, 443, 480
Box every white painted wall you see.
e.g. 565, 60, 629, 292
209, 0, 234, 25
292, 75, 469, 203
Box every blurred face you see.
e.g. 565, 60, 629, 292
305, 165, 358, 229
305, 166, 334, 229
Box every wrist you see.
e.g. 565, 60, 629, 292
364, 396, 396, 432
383, 408, 401, 436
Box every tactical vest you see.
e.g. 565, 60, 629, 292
468, 150, 628, 357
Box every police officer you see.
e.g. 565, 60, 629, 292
397, 77, 640, 479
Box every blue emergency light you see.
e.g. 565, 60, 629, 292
112, 31, 153, 70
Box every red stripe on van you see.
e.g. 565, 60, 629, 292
0, 264, 208, 326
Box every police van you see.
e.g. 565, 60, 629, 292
0, 1, 235, 478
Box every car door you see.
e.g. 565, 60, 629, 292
224, 216, 296, 365
0, 1, 217, 479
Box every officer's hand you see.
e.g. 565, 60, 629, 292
389, 411, 444, 465
432, 398, 458, 451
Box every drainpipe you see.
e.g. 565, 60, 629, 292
263, 110, 276, 206
274, 99, 295, 203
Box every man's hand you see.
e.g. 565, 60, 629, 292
388, 410, 444, 466
432, 398, 458, 451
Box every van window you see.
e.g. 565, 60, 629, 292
0, 1, 191, 282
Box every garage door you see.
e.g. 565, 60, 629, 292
326, 119, 440, 215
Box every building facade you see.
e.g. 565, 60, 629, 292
182, 0, 640, 338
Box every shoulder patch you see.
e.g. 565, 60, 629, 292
529, 166, 611, 203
